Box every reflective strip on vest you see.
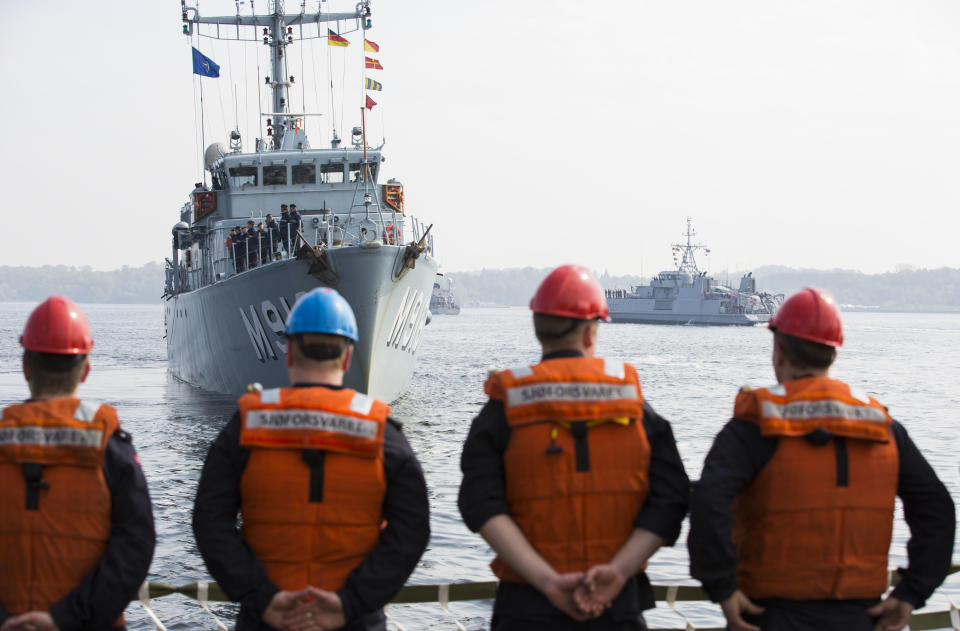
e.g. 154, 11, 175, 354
260, 388, 281, 404
506, 382, 637, 408
245, 409, 379, 440
761, 399, 889, 424
603, 359, 625, 379
507, 365, 534, 379
0, 426, 103, 448
348, 393, 375, 416
74, 400, 101, 422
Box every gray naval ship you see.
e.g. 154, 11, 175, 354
164, 0, 437, 401
608, 218, 783, 326
429, 274, 461, 315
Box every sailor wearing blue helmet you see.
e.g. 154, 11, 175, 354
194, 287, 429, 631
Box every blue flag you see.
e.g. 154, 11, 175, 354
192, 47, 220, 78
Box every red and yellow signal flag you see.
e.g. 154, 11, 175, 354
328, 29, 349, 47
364, 38, 379, 53
365, 57, 383, 70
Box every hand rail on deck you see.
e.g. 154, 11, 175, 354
135, 565, 960, 631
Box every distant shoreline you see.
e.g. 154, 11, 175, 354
1, 263, 958, 312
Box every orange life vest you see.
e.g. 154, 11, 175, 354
238, 386, 390, 591
0, 398, 119, 618
731, 377, 898, 600
484, 357, 651, 582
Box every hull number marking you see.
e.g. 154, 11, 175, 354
385, 288, 428, 355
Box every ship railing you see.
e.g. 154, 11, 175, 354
133, 567, 960, 631
188, 212, 432, 289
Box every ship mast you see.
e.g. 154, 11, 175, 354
181, 0, 369, 149
671, 216, 707, 275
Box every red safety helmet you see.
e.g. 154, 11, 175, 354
20, 296, 94, 355
530, 265, 610, 322
768, 287, 843, 347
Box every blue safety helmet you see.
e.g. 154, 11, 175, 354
284, 287, 359, 343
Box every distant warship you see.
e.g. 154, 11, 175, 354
608, 218, 782, 325
164, 1, 437, 401
429, 275, 461, 315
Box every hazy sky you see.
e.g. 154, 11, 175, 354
3, 0, 960, 275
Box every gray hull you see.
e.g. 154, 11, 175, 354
165, 244, 437, 400
608, 297, 770, 326
609, 310, 768, 326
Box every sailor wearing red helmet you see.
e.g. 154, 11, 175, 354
0, 296, 155, 631
688, 288, 955, 631
459, 265, 689, 630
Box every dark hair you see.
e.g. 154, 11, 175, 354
532, 313, 590, 344
289, 333, 351, 362
774, 332, 835, 370
23, 350, 87, 396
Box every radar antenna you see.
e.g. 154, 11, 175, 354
671, 217, 708, 275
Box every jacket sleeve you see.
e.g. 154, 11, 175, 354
192, 413, 280, 618
889, 420, 956, 608
337, 419, 430, 624
458, 399, 511, 532
688, 419, 776, 602
633, 402, 690, 544
49, 430, 156, 631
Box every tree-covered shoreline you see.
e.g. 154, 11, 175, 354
0, 262, 957, 312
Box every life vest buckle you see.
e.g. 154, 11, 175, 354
546, 426, 563, 454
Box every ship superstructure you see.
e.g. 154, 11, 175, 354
608, 218, 782, 326
165, 0, 437, 400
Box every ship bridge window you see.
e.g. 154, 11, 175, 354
228, 166, 258, 188
264, 165, 287, 186
321, 162, 344, 183
349, 162, 376, 182
292, 163, 316, 185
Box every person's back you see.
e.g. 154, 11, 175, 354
459, 265, 688, 631
288, 205, 302, 249
0, 296, 154, 630
688, 288, 955, 631
194, 287, 429, 630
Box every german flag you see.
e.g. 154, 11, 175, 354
327, 29, 349, 47
364, 38, 379, 53
365, 57, 383, 70
365, 77, 382, 91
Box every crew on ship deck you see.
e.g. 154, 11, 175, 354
688, 287, 955, 631
459, 265, 689, 630
193, 287, 430, 631
245, 220, 260, 269
0, 296, 155, 630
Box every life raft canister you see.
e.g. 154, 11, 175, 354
484, 357, 651, 582
238, 386, 390, 591
0, 398, 122, 622
732, 377, 898, 600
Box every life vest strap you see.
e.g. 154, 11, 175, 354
301, 449, 326, 503
570, 421, 590, 472
835, 437, 849, 487
21, 462, 48, 511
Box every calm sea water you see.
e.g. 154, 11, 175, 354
0, 304, 957, 630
